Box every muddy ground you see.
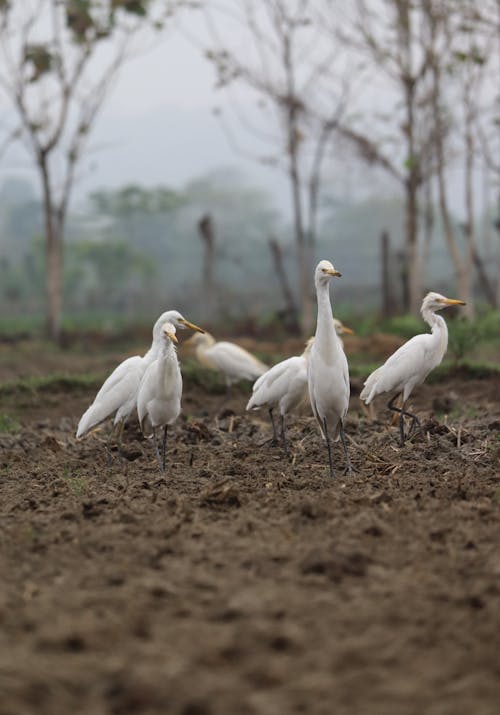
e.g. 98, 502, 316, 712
0, 344, 499, 715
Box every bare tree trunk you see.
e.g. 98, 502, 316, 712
268, 236, 300, 333
436, 165, 471, 308
380, 230, 394, 317
40, 155, 63, 341
197, 214, 216, 321
404, 76, 422, 314
464, 100, 495, 308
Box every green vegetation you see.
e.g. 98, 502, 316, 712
0, 373, 104, 398
0, 413, 22, 433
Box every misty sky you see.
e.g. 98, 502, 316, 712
0, 7, 488, 220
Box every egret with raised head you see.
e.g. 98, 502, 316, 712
308, 260, 352, 479
360, 292, 466, 445
137, 322, 182, 472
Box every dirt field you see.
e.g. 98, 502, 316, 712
0, 344, 499, 715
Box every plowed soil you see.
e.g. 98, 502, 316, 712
1, 356, 499, 715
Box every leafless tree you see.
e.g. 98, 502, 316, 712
0, 0, 181, 340
200, 0, 354, 334
337, 0, 437, 314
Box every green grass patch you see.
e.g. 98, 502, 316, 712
0, 373, 105, 397
0, 413, 22, 433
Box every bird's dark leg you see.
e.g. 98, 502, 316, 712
387, 393, 406, 446
387, 394, 421, 446
115, 420, 126, 462
268, 408, 278, 446
152, 428, 164, 472
161, 426, 168, 473
280, 414, 288, 456
323, 418, 335, 480
339, 421, 353, 475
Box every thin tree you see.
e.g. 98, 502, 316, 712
200, 0, 352, 334
0, 0, 181, 340
338, 0, 437, 314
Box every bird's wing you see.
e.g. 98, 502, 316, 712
251, 356, 298, 394
360, 334, 432, 402
208, 342, 268, 380
136, 361, 157, 431
76, 357, 145, 437
247, 357, 303, 409
93, 355, 143, 401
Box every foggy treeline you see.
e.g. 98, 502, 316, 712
0, 1, 499, 337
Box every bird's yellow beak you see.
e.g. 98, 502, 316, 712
323, 268, 342, 277
179, 318, 205, 333
443, 298, 466, 306
166, 331, 178, 343
341, 325, 354, 335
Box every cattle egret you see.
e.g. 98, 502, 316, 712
76, 310, 203, 449
246, 320, 353, 454
308, 260, 351, 479
360, 292, 466, 445
137, 322, 182, 472
247, 338, 313, 454
190, 332, 268, 388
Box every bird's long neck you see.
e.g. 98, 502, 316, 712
195, 335, 216, 366
157, 340, 178, 380
423, 307, 448, 361
315, 280, 341, 355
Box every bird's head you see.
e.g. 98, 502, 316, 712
152, 310, 204, 343
161, 322, 178, 344
187, 331, 215, 349
315, 259, 342, 286
332, 318, 354, 335
421, 292, 466, 314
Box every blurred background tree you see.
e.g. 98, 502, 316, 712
0, 0, 184, 340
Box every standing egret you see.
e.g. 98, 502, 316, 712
190, 332, 269, 388
308, 260, 351, 479
246, 338, 313, 454
246, 320, 353, 454
360, 292, 466, 445
76, 310, 203, 450
137, 322, 182, 472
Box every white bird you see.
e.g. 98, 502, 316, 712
137, 322, 182, 472
360, 291, 466, 445
246, 320, 353, 453
76, 310, 203, 450
190, 332, 269, 388
247, 338, 313, 453
308, 260, 351, 478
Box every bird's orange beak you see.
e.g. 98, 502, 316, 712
179, 318, 205, 333
165, 331, 178, 343
341, 325, 354, 335
323, 268, 342, 277
443, 298, 466, 306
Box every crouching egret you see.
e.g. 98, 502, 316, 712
308, 260, 352, 479
190, 332, 269, 388
137, 322, 182, 472
246, 320, 353, 454
76, 310, 203, 451
360, 292, 466, 445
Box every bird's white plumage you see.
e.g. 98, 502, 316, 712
360, 292, 465, 405
76, 310, 201, 438
246, 353, 309, 416
308, 260, 350, 443
137, 322, 182, 438
191, 332, 268, 386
